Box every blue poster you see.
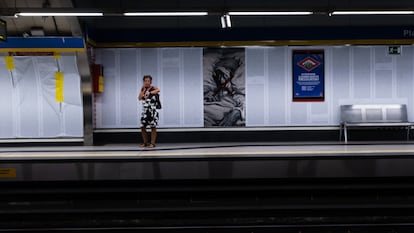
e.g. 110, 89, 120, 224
292, 50, 324, 101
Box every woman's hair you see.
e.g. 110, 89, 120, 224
143, 75, 152, 82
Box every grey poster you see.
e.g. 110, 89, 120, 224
203, 48, 245, 127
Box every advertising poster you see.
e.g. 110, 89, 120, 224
203, 48, 246, 127
292, 50, 324, 101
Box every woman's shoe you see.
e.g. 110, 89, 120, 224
139, 143, 148, 148
148, 143, 156, 148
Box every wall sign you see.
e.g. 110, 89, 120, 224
292, 50, 324, 102
388, 46, 401, 55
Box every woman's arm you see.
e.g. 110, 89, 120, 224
138, 86, 147, 100
149, 86, 160, 94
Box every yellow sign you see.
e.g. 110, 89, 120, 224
99, 75, 104, 92
55, 71, 64, 102
0, 168, 17, 178
54, 52, 61, 59
4, 56, 14, 70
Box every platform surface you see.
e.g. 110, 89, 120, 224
2, 141, 414, 160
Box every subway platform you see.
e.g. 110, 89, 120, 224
2, 141, 414, 232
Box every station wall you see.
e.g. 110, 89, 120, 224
94, 45, 414, 129
1, 45, 413, 139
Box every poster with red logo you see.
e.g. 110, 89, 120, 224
292, 50, 324, 102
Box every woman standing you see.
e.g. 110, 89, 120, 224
138, 75, 160, 148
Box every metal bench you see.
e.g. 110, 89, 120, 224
339, 104, 413, 143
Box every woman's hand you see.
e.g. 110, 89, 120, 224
144, 90, 150, 98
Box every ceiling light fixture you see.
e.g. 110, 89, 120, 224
14, 8, 104, 17
220, 14, 231, 28
15, 12, 103, 17
330, 10, 414, 15
228, 11, 313, 16
123, 12, 208, 16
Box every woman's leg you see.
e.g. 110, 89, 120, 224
150, 127, 157, 146
140, 127, 148, 146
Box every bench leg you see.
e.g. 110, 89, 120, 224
344, 125, 348, 143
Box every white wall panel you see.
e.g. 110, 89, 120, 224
119, 49, 139, 126
95, 49, 117, 128
331, 47, 348, 123
0, 59, 14, 137
268, 47, 287, 125
246, 49, 265, 126
16, 58, 40, 137
183, 49, 203, 126
353, 47, 372, 99
0, 54, 83, 138
375, 70, 393, 99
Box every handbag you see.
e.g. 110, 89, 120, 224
155, 93, 162, 109
149, 86, 162, 109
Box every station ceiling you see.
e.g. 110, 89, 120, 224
1, 0, 414, 38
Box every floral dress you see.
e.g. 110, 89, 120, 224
140, 92, 159, 128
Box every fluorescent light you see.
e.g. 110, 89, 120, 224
228, 11, 313, 16
331, 11, 414, 15
220, 14, 231, 28
123, 12, 208, 16
15, 12, 103, 17
220, 15, 226, 28
225, 14, 231, 27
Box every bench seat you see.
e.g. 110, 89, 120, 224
340, 104, 414, 143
